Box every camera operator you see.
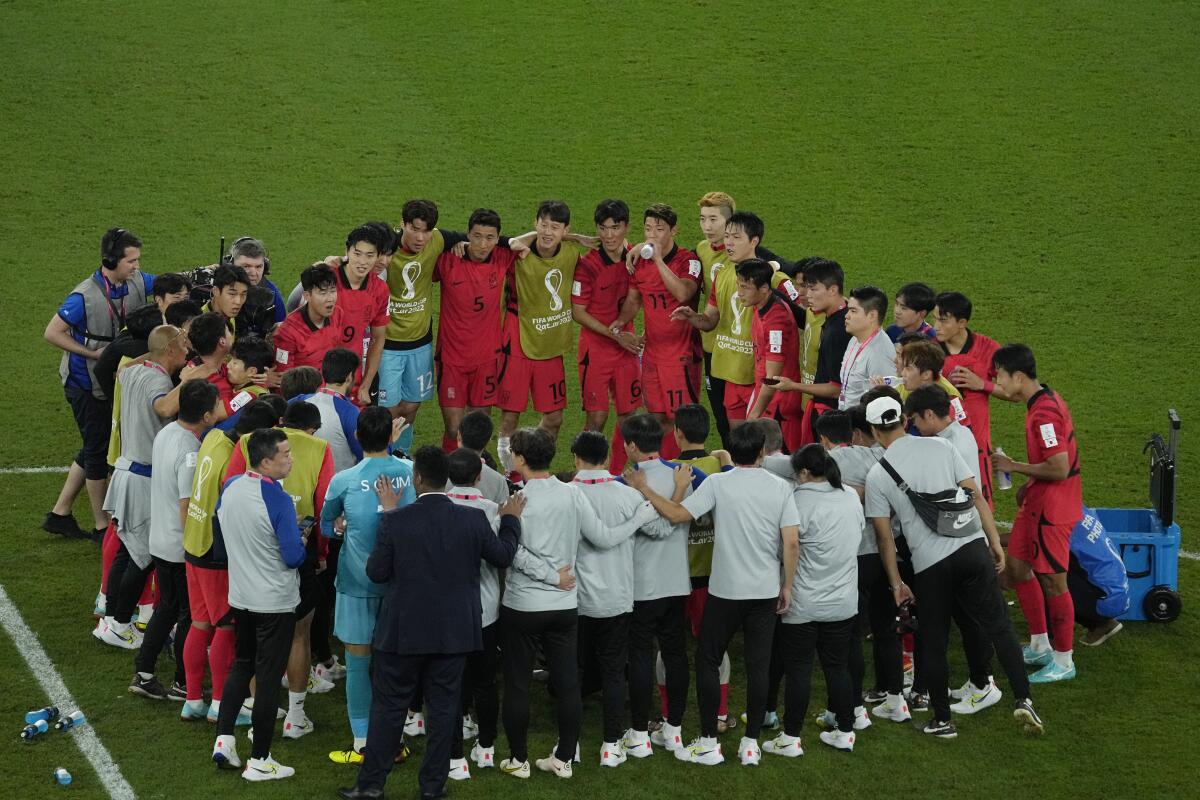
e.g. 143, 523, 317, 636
862, 396, 1043, 739
225, 237, 286, 327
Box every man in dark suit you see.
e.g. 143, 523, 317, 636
338, 446, 525, 800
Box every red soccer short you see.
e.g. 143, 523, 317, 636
579, 348, 641, 414
642, 356, 700, 418
723, 382, 755, 421
186, 562, 233, 626
436, 354, 499, 409
1009, 506, 1072, 574
497, 328, 566, 414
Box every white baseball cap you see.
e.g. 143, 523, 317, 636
866, 396, 903, 425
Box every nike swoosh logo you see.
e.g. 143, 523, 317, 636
953, 515, 973, 529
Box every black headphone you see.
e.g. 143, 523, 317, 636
101, 228, 128, 269
222, 236, 271, 275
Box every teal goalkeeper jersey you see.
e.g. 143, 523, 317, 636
321, 456, 416, 597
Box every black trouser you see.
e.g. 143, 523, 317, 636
898, 557, 928, 694
358, 650, 464, 797
780, 617, 856, 736
629, 595, 689, 730
697, 595, 776, 738
451, 622, 500, 758
860, 553, 905, 696
1068, 559, 1110, 628
217, 609, 296, 758
702, 352, 731, 450
953, 595, 995, 689
764, 619, 786, 714
501, 607, 580, 763
106, 539, 152, 625
65, 386, 111, 481
310, 538, 340, 664
134, 558, 189, 684
913, 539, 1031, 721
578, 613, 630, 743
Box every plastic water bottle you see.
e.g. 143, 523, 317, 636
640, 243, 655, 259
54, 711, 86, 732
994, 447, 1012, 491
26, 706, 60, 724
54, 768, 72, 786
881, 376, 901, 387
20, 719, 49, 740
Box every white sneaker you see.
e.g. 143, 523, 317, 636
404, 711, 426, 737
950, 680, 1002, 715
600, 741, 627, 767
762, 732, 804, 758
650, 721, 683, 751
499, 758, 530, 779
242, 755, 295, 782
550, 741, 581, 763
448, 757, 471, 781
461, 714, 478, 740
283, 715, 314, 739
314, 658, 346, 682
675, 737, 723, 765
535, 753, 573, 778
135, 602, 155, 632
870, 698, 912, 723
212, 735, 241, 769
308, 668, 335, 694
738, 737, 762, 766
470, 743, 495, 769
949, 679, 974, 701
622, 729, 653, 758
95, 618, 141, 650
817, 708, 871, 731
819, 729, 855, 752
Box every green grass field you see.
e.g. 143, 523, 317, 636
1, 1, 1197, 797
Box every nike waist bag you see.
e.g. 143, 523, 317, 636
879, 458, 982, 538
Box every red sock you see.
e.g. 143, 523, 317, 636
100, 522, 119, 594
183, 625, 214, 701
659, 430, 680, 460
1013, 577, 1048, 636
138, 568, 157, 607
441, 433, 458, 454
718, 682, 730, 718
657, 684, 669, 720
1047, 591, 1075, 652
609, 426, 628, 475
209, 627, 237, 701
901, 632, 915, 654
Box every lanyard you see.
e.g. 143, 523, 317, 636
246, 470, 273, 484
840, 329, 882, 393
447, 492, 478, 500
574, 475, 616, 485
142, 360, 168, 377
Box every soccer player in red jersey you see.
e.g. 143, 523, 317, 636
434, 209, 518, 452
933, 291, 1008, 508
329, 224, 392, 406
273, 264, 351, 376
737, 260, 804, 449
991, 344, 1083, 684
612, 204, 702, 459
571, 199, 642, 472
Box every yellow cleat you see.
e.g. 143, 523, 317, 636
328, 750, 363, 766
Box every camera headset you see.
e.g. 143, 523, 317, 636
221, 237, 271, 275
101, 228, 130, 269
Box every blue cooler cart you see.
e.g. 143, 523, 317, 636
1094, 410, 1182, 622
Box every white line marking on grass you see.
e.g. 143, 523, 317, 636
0, 584, 136, 800
0, 465, 70, 474
1181, 550, 1200, 561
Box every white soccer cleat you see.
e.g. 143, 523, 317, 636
738, 737, 762, 766
819, 729, 856, 752
404, 710, 426, 737
283, 715, 314, 739
94, 618, 141, 650
212, 735, 241, 769
470, 743, 495, 769
622, 728, 653, 758
950, 679, 1002, 715
448, 757, 471, 780
651, 721, 684, 752
242, 754, 295, 782
535, 752, 573, 778
675, 738, 723, 766
499, 758, 530, 779
599, 741, 627, 767
762, 732, 804, 758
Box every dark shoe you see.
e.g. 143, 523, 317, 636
167, 681, 188, 701
394, 742, 411, 764
336, 788, 384, 800
89, 527, 107, 545
43, 512, 85, 539
922, 718, 958, 739
129, 674, 168, 700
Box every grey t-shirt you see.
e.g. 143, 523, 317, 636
631, 459, 695, 602
838, 330, 897, 409
762, 452, 794, 482
829, 445, 882, 555
149, 422, 200, 563
681, 467, 801, 600
118, 361, 174, 465
784, 482, 862, 624
864, 436, 985, 573
936, 421, 977, 479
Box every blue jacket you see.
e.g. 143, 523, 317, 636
1071, 506, 1131, 618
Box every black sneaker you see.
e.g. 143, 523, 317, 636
129, 674, 168, 700
905, 691, 930, 712
89, 528, 107, 545
922, 718, 957, 739
863, 689, 888, 704
1013, 699, 1044, 735
43, 512, 85, 539
167, 681, 188, 701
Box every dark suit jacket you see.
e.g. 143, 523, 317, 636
366, 493, 519, 655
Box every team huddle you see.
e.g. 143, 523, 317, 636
42, 193, 1128, 796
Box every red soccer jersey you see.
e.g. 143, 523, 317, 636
630, 245, 702, 363
1022, 386, 1083, 525
434, 246, 515, 367
942, 330, 1001, 445
571, 245, 633, 359
272, 305, 351, 374
334, 263, 390, 362
751, 294, 801, 382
